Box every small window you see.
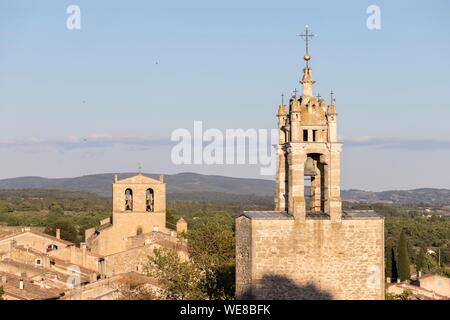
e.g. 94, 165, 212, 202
312, 130, 318, 142
35, 259, 41, 266
303, 130, 308, 142
46, 244, 58, 252
136, 226, 143, 236
125, 188, 133, 211
146, 188, 154, 212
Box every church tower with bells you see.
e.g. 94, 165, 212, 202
275, 25, 342, 222
235, 26, 385, 300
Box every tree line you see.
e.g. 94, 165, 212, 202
0, 189, 449, 299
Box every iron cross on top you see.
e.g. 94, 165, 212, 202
297, 25, 316, 66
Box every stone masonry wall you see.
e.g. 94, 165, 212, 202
236, 217, 384, 300
104, 238, 188, 278
104, 245, 154, 277
235, 217, 252, 299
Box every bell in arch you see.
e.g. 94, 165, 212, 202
304, 156, 317, 177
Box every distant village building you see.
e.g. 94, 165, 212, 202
387, 274, 450, 300
235, 26, 385, 300
0, 173, 187, 299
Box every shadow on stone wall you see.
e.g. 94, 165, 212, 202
240, 274, 333, 300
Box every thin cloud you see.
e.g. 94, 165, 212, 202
3, 134, 450, 152
344, 136, 450, 150
0, 135, 172, 150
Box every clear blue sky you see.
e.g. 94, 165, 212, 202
0, 0, 449, 191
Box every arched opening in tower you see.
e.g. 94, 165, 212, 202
146, 188, 155, 212
304, 153, 325, 213
125, 188, 133, 211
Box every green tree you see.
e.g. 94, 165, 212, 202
46, 203, 65, 227
146, 219, 236, 300
44, 218, 78, 243
397, 230, 411, 281
416, 247, 426, 274
119, 283, 157, 300
48, 203, 64, 215
391, 247, 398, 282
146, 248, 206, 300
0, 201, 13, 213
385, 289, 413, 300
187, 220, 235, 299
385, 245, 392, 278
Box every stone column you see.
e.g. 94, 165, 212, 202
328, 144, 342, 222
275, 105, 288, 212
307, 129, 312, 142
310, 160, 322, 213
327, 106, 337, 143
81, 243, 87, 267
287, 144, 307, 220
275, 145, 287, 211
290, 101, 301, 143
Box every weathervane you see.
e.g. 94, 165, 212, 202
293, 88, 298, 99
138, 162, 142, 174
297, 25, 316, 67
330, 90, 336, 105
281, 93, 285, 105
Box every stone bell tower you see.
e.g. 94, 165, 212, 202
275, 54, 342, 222
235, 26, 385, 300
86, 173, 168, 256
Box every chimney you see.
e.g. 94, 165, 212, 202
176, 217, 188, 234
114, 174, 118, 183
159, 175, 164, 183
81, 243, 87, 267
56, 228, 61, 240
19, 279, 24, 290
